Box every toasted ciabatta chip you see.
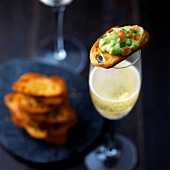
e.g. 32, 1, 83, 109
18, 102, 77, 127
4, 93, 77, 125
11, 112, 24, 128
36, 93, 67, 106
4, 92, 77, 144
6, 98, 73, 141
90, 25, 149, 68
12, 114, 68, 144
4, 72, 77, 145
4, 93, 23, 122
23, 101, 77, 125
10, 92, 68, 114
24, 124, 48, 139
12, 112, 70, 144
9, 106, 73, 139
13, 93, 55, 114
12, 73, 67, 97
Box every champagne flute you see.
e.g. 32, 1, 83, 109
36, 0, 88, 75
85, 50, 142, 170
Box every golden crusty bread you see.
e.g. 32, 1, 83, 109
12, 73, 67, 97
90, 25, 150, 68
4, 93, 77, 126
12, 113, 71, 144
7, 100, 75, 144
12, 113, 68, 144
4, 91, 77, 144
24, 102, 77, 125
24, 124, 48, 139
11, 111, 24, 128
4, 72, 77, 145
11, 110, 73, 137
12, 93, 55, 114
35, 93, 67, 106
7, 92, 68, 115
24, 123, 70, 140
4, 93, 25, 124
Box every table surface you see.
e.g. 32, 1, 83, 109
0, 0, 169, 170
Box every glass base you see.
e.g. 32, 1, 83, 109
35, 35, 88, 75
84, 133, 138, 170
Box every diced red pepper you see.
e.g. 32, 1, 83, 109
106, 28, 114, 33
117, 30, 124, 40
134, 34, 140, 40
123, 47, 131, 53
132, 25, 139, 30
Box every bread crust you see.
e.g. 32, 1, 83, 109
5, 93, 77, 144
4, 93, 77, 126
15, 93, 55, 114
90, 26, 150, 68
4, 72, 77, 145
12, 73, 67, 97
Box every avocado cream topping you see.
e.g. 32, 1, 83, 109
99, 25, 144, 56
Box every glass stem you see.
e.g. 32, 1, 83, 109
105, 120, 118, 158
52, 6, 67, 61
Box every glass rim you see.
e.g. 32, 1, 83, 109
113, 50, 141, 69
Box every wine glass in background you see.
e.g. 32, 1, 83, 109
36, 0, 88, 75
84, 50, 142, 170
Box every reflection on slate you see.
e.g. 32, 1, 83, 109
0, 59, 104, 164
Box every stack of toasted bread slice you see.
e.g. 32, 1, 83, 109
4, 73, 77, 145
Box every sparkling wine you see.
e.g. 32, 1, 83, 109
39, 0, 73, 7
89, 60, 141, 120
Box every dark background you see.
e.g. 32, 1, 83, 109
0, 0, 169, 169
